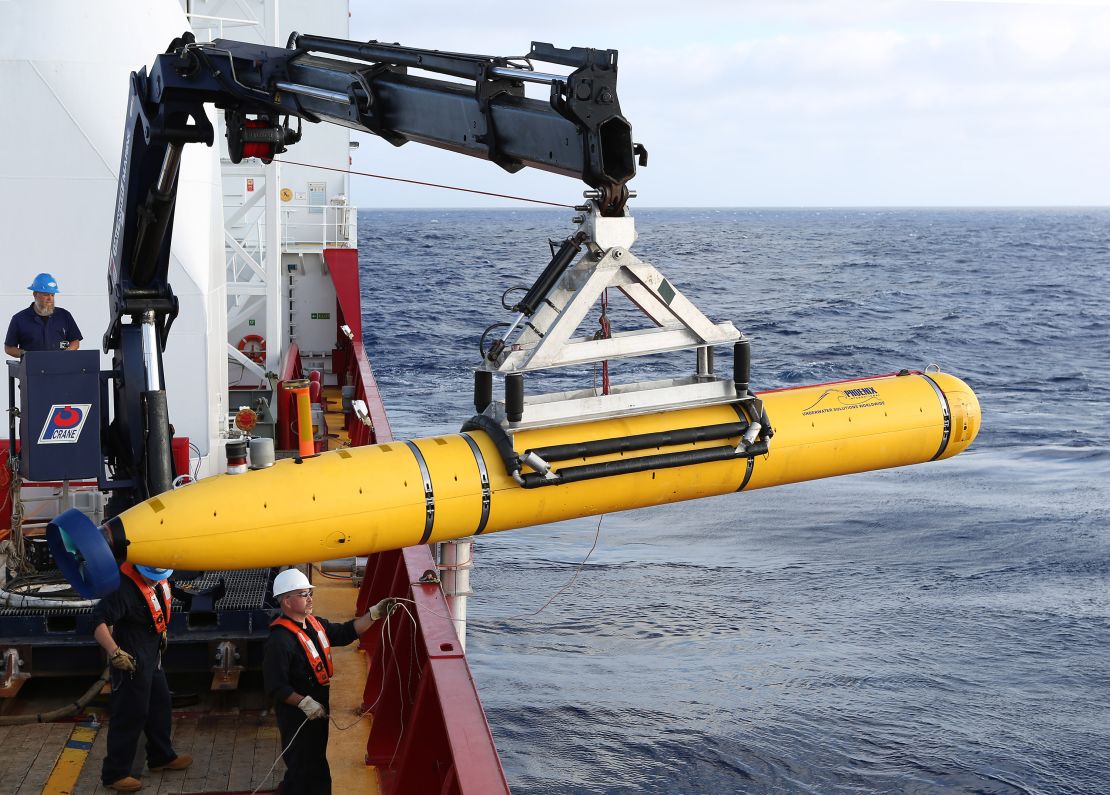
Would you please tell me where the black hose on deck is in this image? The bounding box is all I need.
[0,667,110,725]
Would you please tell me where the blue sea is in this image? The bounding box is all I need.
[357,208,1110,794]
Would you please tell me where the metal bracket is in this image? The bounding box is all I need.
[478,202,745,427]
[0,647,30,698]
[211,640,243,691]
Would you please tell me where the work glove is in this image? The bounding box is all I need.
[109,647,137,672]
[368,597,397,621]
[297,695,326,720]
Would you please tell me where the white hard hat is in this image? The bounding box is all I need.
[272,568,313,599]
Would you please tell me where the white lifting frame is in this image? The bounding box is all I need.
[483,203,745,427]
[497,246,741,372]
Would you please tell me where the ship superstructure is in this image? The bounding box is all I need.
[0,2,510,790]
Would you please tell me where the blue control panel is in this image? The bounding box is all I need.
[13,350,101,481]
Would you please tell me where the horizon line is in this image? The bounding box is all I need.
[351,204,1110,211]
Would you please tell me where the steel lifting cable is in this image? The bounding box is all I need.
[272,158,575,209]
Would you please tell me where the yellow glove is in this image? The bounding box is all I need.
[368,598,397,621]
[109,647,137,672]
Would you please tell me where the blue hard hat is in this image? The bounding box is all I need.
[28,273,59,293]
[135,565,173,581]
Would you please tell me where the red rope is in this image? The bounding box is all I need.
[273,158,575,208]
[600,289,611,395]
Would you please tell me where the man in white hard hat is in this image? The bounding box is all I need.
[263,567,396,794]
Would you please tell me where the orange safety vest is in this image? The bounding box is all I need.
[271,614,334,685]
[120,562,172,632]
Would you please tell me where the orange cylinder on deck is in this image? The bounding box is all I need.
[295,388,314,458]
[283,378,315,458]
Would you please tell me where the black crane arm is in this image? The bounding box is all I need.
[103,31,642,509]
[278,35,639,201]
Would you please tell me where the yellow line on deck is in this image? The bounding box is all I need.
[41,720,99,794]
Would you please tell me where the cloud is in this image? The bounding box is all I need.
[347,0,1110,206]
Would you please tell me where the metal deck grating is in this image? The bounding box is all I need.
[0,568,273,616]
[174,567,273,612]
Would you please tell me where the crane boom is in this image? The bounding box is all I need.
[103,31,641,510]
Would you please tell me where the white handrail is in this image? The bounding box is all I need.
[279,202,357,249]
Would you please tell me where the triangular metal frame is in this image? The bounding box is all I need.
[475,204,750,427]
[494,245,741,374]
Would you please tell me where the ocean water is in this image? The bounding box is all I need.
[357,208,1110,795]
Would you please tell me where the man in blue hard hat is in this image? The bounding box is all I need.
[92,563,192,792]
[4,272,83,358]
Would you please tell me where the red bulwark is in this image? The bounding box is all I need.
[324,249,391,445]
[358,548,511,795]
[324,248,362,343]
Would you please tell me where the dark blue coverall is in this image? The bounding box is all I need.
[5,304,82,351]
[92,575,179,785]
[263,617,358,795]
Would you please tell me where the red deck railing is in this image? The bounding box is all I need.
[356,549,511,794]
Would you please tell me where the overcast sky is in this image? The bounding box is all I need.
[345,0,1109,209]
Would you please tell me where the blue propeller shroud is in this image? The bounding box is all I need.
[46,508,120,598]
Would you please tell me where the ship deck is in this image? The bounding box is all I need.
[0,571,379,794]
[0,392,380,794]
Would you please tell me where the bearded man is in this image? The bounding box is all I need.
[4,272,82,357]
